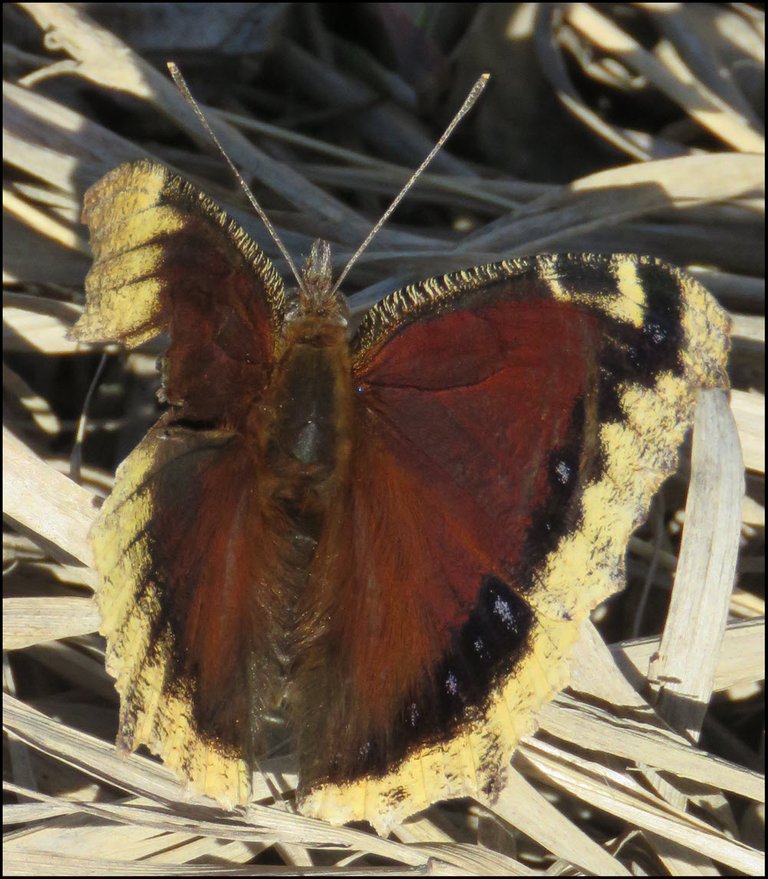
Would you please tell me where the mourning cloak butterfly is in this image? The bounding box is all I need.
[71,157,729,834]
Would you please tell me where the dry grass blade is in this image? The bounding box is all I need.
[18,3,371,244]
[3,428,95,566]
[3,2,763,875]
[490,767,631,875]
[730,388,765,473]
[4,294,85,355]
[564,4,764,153]
[538,696,763,801]
[3,364,61,434]
[650,392,744,741]
[613,618,764,694]
[519,739,763,875]
[3,596,100,649]
[461,154,763,254]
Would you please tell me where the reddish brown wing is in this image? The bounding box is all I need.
[296,253,730,832]
[72,159,285,424]
[71,160,289,803]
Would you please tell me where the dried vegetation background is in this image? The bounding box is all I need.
[2,2,765,875]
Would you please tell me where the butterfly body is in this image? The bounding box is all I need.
[258,302,352,531]
[72,159,730,833]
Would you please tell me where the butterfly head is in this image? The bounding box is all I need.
[290,239,349,326]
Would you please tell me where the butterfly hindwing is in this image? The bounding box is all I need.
[297,254,729,831]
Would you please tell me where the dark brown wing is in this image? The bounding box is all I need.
[295,253,730,832]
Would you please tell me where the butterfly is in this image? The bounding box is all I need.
[71,157,730,834]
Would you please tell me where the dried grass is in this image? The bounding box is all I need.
[3,3,764,875]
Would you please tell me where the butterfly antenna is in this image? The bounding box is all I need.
[331,73,490,297]
[167,62,306,292]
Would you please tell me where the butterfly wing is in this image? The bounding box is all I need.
[73,159,285,420]
[71,160,289,804]
[296,254,730,832]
